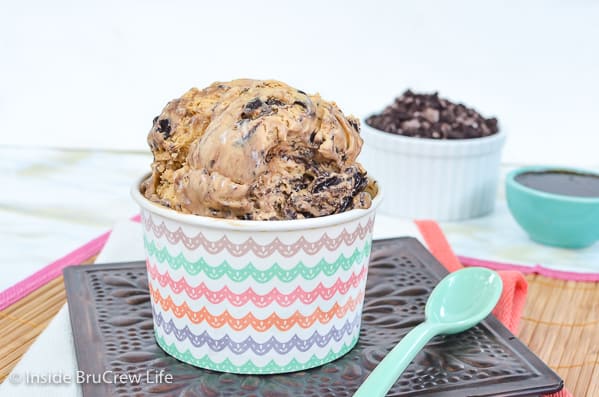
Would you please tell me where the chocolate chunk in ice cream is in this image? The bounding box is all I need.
[141,79,377,220]
[156,119,171,139]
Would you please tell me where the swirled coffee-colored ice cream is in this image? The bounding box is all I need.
[141,79,376,220]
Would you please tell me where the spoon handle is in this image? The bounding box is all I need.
[353,322,440,397]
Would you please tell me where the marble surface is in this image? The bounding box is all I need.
[1,146,598,293]
[443,176,599,275]
[0,147,150,291]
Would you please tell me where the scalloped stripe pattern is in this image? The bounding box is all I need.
[142,210,375,374]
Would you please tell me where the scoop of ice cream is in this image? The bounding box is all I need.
[141,79,375,220]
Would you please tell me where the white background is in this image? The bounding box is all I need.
[2,0,599,166]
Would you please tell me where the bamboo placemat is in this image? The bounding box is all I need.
[1,266,597,396]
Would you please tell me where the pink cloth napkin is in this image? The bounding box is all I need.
[415,220,570,397]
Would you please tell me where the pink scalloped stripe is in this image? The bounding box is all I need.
[146,260,368,307]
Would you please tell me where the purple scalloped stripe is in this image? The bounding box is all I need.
[153,307,361,355]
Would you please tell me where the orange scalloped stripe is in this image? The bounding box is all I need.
[149,283,364,332]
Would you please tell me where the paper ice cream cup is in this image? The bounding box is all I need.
[131,176,382,374]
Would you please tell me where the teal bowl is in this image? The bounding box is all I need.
[506,166,599,249]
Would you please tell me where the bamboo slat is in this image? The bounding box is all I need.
[517,275,599,397]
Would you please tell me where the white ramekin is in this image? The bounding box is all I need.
[360,121,505,221]
[131,176,381,374]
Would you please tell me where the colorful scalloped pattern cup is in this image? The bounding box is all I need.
[131,176,382,374]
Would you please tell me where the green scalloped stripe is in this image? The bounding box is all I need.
[155,332,359,374]
[144,236,371,283]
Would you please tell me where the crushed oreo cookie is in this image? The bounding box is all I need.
[366,90,498,139]
[156,119,171,139]
[265,97,286,107]
[241,97,287,120]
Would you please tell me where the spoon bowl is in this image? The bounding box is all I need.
[426,267,503,333]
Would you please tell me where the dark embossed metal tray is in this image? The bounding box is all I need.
[64,237,563,396]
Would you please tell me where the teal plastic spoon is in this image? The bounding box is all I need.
[354,267,503,397]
